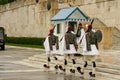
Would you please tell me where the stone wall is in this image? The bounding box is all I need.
[0,0,119,39]
[0,0,40,37]
[79,0,120,29]
[0,0,59,37]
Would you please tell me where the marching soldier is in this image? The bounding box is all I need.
[76,23,85,75]
[76,23,85,43]
[43,28,59,73]
[59,26,78,74]
[80,24,99,78]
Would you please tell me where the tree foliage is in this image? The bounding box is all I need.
[0,0,15,5]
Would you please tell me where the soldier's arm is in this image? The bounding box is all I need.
[48,37,53,50]
[65,34,70,50]
[56,36,59,50]
[86,33,91,51]
[74,34,78,51]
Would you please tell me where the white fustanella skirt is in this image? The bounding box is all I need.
[82,45,99,55]
[61,37,77,54]
[44,36,59,54]
[81,33,99,55]
[64,44,77,54]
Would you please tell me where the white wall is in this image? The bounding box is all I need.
[0,0,119,37]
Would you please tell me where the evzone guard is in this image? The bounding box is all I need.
[79,23,100,78]
[43,22,101,78]
[76,23,85,75]
[59,26,78,74]
[43,28,59,73]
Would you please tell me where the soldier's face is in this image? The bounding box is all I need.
[84,26,88,32]
[78,25,82,29]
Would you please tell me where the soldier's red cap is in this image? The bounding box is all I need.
[79,23,82,26]
[88,24,92,28]
[68,26,71,31]
[49,28,54,33]
[86,24,92,28]
[85,24,92,32]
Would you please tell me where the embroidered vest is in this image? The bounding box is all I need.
[65,32,77,50]
[48,35,59,50]
[86,31,98,51]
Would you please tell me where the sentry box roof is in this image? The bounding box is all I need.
[51,7,91,22]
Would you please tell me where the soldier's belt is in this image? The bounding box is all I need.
[69,43,74,44]
[91,43,95,44]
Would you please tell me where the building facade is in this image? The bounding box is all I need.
[0,0,119,39]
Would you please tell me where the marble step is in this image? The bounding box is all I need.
[22,60,120,77]
[21,53,120,75]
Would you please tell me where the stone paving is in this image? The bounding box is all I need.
[0,46,120,80]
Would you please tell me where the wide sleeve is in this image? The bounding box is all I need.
[43,36,50,52]
[56,36,59,50]
[73,34,78,51]
[65,34,70,50]
[78,29,85,44]
[61,36,66,51]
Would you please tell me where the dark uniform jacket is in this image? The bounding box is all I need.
[48,34,59,50]
[65,31,78,50]
[86,31,98,51]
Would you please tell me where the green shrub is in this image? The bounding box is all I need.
[0,0,15,5]
[6,37,45,46]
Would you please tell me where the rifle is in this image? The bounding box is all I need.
[91,19,94,25]
[53,25,56,31]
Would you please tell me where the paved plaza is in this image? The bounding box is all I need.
[0,46,120,80]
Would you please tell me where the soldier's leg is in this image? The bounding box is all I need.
[76,45,84,75]
[77,56,84,75]
[89,56,96,77]
[82,56,89,77]
[54,55,58,69]
[70,54,76,74]
[59,54,66,72]
[44,54,51,71]
[64,54,67,72]
[52,54,59,73]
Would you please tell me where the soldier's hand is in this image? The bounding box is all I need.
[75,45,78,51]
